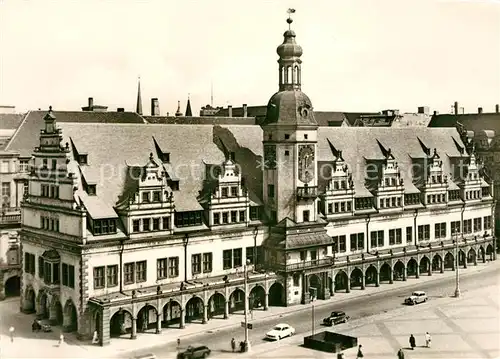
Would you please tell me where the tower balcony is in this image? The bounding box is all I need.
[297,186,319,200]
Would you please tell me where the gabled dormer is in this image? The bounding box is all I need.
[321,140,354,217]
[203,153,251,228]
[372,142,404,211]
[459,148,482,202]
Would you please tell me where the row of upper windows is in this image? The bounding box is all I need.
[24,253,74,288]
[132,216,171,232]
[141,190,164,203]
[219,186,240,198]
[380,196,402,208]
[327,201,352,214]
[329,217,492,252]
[40,184,59,199]
[40,216,59,232]
[427,193,446,204]
[466,190,481,200]
[213,210,246,225]
[92,247,264,289]
[267,133,309,141]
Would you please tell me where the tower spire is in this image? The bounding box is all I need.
[175,100,183,117]
[185,93,192,116]
[136,77,143,115]
[277,10,303,92]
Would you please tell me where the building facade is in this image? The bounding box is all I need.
[19,17,496,346]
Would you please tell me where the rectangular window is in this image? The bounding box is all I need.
[484,216,492,230]
[124,262,135,284]
[338,235,346,252]
[136,261,147,282]
[222,212,228,224]
[239,210,246,222]
[142,218,151,231]
[192,254,201,274]
[303,210,310,222]
[168,257,179,277]
[133,219,140,232]
[347,201,352,212]
[153,218,160,230]
[233,248,242,267]
[153,191,161,202]
[162,216,170,230]
[327,203,333,214]
[250,207,259,220]
[451,221,461,235]
[231,187,238,197]
[38,257,44,278]
[203,253,212,273]
[93,266,105,289]
[334,203,339,213]
[1,182,10,208]
[246,246,255,264]
[157,258,167,279]
[107,265,118,287]
[463,219,472,234]
[213,212,220,225]
[418,225,430,241]
[53,263,60,284]
[142,192,150,203]
[223,249,232,269]
[435,223,446,239]
[370,230,384,248]
[62,263,68,286]
[389,229,396,245]
[221,187,228,197]
[340,202,345,212]
[268,184,275,198]
[473,218,482,232]
[231,211,237,223]
[68,264,75,288]
[300,250,306,261]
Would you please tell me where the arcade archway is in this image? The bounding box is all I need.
[137,304,157,332]
[467,249,476,264]
[444,252,454,270]
[208,292,225,318]
[63,300,78,332]
[407,258,418,277]
[419,256,430,274]
[229,289,245,313]
[186,297,204,323]
[334,271,348,292]
[110,309,133,337]
[4,276,20,297]
[350,268,363,289]
[38,292,50,319]
[24,286,36,312]
[393,261,405,280]
[365,265,378,286]
[249,286,266,310]
[379,263,391,282]
[162,300,181,327]
[308,274,321,299]
[432,254,442,272]
[478,246,486,263]
[50,299,63,326]
[268,282,285,306]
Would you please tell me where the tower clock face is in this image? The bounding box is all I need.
[264,145,276,169]
[298,145,315,183]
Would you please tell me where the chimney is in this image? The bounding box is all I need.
[418,106,430,115]
[228,105,233,117]
[496,104,499,113]
[478,107,483,114]
[151,98,160,116]
[117,108,125,112]
[88,97,94,109]
[433,110,439,116]
[243,104,248,118]
[454,101,459,115]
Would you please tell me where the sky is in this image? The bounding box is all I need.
[0,0,499,115]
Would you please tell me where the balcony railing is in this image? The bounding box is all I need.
[0,208,21,225]
[270,257,334,272]
[297,186,319,200]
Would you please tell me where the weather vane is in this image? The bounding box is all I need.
[287,8,296,30]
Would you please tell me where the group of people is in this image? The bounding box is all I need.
[230,338,248,353]
[409,332,432,349]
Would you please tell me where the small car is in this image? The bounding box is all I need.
[322,311,350,326]
[265,323,296,340]
[176,345,211,359]
[404,291,428,305]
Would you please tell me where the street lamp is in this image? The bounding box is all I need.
[243,258,251,352]
[454,231,461,298]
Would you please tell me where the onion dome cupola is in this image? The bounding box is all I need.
[263,11,316,127]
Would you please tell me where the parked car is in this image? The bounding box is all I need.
[404,291,428,305]
[265,323,296,340]
[176,345,211,359]
[322,311,350,326]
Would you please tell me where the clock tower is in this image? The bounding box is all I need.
[261,15,319,224]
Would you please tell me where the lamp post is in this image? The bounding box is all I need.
[454,231,461,298]
[312,304,315,336]
[244,258,251,352]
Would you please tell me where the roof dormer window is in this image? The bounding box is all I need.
[87,184,97,196]
[161,152,170,163]
[169,180,179,191]
[78,154,88,165]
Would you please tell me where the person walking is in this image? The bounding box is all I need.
[409,334,416,350]
[425,332,432,348]
[58,333,65,347]
[356,344,364,358]
[231,338,236,352]
[397,348,405,359]
[177,338,181,350]
[9,326,14,343]
[92,330,99,344]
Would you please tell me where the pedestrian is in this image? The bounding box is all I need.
[397,348,405,359]
[177,338,181,350]
[58,333,65,347]
[356,344,364,358]
[9,326,14,342]
[425,332,431,348]
[92,330,99,344]
[409,334,416,350]
[231,338,236,352]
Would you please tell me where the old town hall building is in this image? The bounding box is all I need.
[19,17,496,345]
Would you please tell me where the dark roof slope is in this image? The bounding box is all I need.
[5,110,146,157]
[428,113,500,133]
[0,113,25,130]
[144,116,256,125]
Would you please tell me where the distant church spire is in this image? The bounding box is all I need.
[136,77,143,115]
[175,100,183,117]
[185,94,192,116]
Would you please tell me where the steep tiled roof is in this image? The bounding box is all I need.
[428,113,500,133]
[314,112,346,127]
[15,117,466,217]
[5,110,146,157]
[0,113,25,130]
